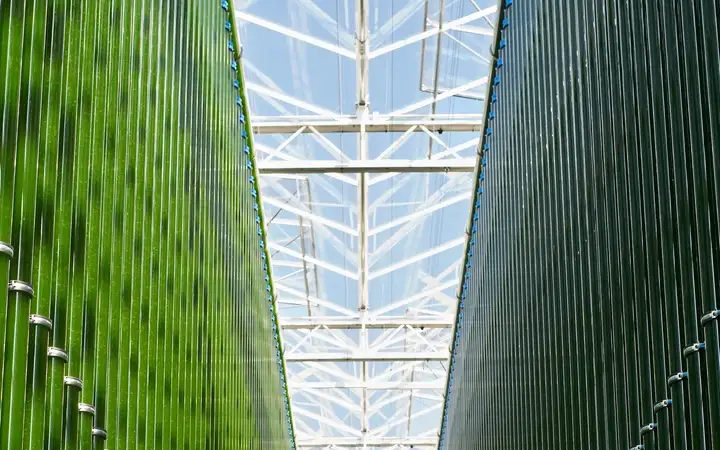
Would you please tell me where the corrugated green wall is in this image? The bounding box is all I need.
[441,0,720,449]
[0,0,293,448]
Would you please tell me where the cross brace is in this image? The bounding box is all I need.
[280,316,454,329]
[295,437,438,447]
[252,117,482,134]
[258,158,476,174]
[284,351,449,362]
[289,381,446,390]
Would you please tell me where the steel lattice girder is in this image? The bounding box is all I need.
[235,0,499,446]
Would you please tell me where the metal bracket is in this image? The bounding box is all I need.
[29,314,53,331]
[48,347,69,363]
[0,242,13,259]
[683,342,705,358]
[653,399,672,413]
[64,376,83,391]
[700,309,719,326]
[91,428,108,440]
[78,403,96,416]
[640,423,657,435]
[8,280,35,298]
[667,371,688,386]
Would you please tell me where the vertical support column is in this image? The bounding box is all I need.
[297,179,314,317]
[304,179,321,301]
[355,0,370,441]
[427,0,446,158]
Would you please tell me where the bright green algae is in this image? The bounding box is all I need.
[0,0,292,448]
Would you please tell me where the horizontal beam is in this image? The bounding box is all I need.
[252,118,482,134]
[236,11,355,59]
[427,18,494,36]
[420,84,484,101]
[280,316,454,329]
[369,6,497,59]
[258,159,476,174]
[289,381,446,390]
[284,351,449,362]
[295,437,437,447]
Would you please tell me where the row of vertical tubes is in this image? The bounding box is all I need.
[440,0,720,448]
[0,248,106,449]
[0,0,293,448]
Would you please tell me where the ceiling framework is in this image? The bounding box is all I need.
[235,0,497,448]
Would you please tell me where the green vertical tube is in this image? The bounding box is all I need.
[104,0,130,447]
[0,0,24,422]
[62,377,82,449]
[77,404,95,449]
[116,0,141,446]
[77,0,108,445]
[1,1,42,449]
[206,3,217,446]
[181,0,196,443]
[58,0,88,445]
[128,0,151,446]
[46,348,69,450]
[90,0,120,447]
[25,315,53,447]
[145,0,167,445]
[187,0,201,445]
[151,1,170,446]
[44,0,72,446]
[0,281,34,450]
[171,2,189,445]
[164,1,184,447]
[91,428,107,449]
[133,0,156,446]
[0,247,12,408]
[23,0,58,441]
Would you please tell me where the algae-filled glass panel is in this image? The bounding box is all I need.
[0,0,293,448]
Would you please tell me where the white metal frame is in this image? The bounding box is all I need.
[236,1,497,447]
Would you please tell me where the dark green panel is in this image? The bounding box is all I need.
[0,0,294,448]
[440,0,720,449]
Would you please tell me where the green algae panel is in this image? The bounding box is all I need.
[0,0,292,448]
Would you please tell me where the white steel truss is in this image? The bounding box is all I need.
[258,159,476,174]
[235,0,497,448]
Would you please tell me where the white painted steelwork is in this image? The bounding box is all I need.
[235,0,498,447]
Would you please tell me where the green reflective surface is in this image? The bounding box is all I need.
[0,0,292,448]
